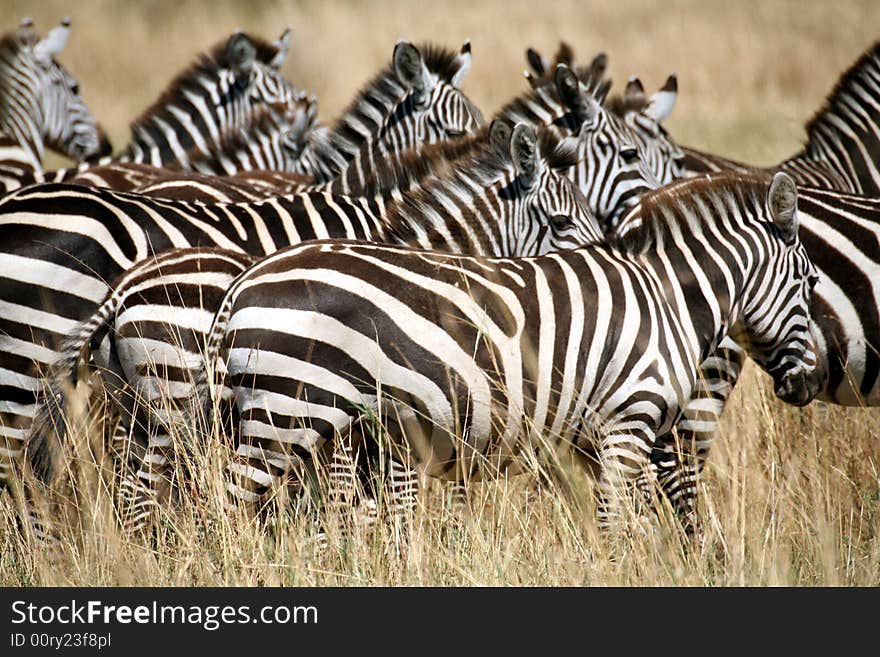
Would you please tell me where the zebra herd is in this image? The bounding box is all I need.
[0,17,877,547]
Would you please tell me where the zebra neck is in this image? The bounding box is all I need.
[381,168,505,256]
[0,131,42,182]
[496,83,571,128]
[306,76,411,185]
[120,72,250,169]
[0,59,44,177]
[635,229,745,364]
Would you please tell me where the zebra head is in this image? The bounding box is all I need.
[733,172,824,406]
[220,29,304,131]
[1,18,110,162]
[610,75,687,185]
[497,120,601,256]
[553,63,661,234]
[389,40,484,147]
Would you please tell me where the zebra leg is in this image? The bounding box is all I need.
[654,344,745,537]
[596,428,655,537]
[116,424,175,537]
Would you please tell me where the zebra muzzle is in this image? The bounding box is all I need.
[773,367,825,407]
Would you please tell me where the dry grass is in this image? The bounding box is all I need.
[1,1,879,586]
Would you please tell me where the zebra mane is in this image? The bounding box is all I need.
[496,82,570,125]
[612,171,773,254]
[383,124,577,237]
[803,40,880,144]
[126,32,284,135]
[325,43,473,157]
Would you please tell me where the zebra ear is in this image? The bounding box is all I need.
[450,40,472,89]
[554,41,575,67]
[526,47,548,77]
[594,79,612,105]
[17,17,36,45]
[489,119,513,154]
[624,77,646,107]
[769,172,799,239]
[588,51,608,80]
[394,41,430,93]
[269,28,292,69]
[227,32,257,78]
[510,122,539,188]
[644,74,677,124]
[555,64,598,128]
[33,17,70,67]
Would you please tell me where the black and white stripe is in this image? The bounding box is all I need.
[195,172,820,532]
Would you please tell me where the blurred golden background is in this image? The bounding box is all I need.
[8,0,877,167]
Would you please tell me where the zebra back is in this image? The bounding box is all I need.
[783,40,880,194]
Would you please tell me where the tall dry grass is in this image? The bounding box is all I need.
[0,1,878,586]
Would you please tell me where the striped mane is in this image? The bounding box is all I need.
[497,83,572,126]
[126,32,285,136]
[612,171,773,254]
[803,40,880,145]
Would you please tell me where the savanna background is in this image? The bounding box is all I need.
[1,0,878,586]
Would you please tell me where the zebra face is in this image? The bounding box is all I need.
[552,65,660,233]
[734,174,824,406]
[28,21,110,161]
[503,122,600,256]
[219,31,308,136]
[624,111,687,185]
[569,111,661,233]
[605,75,686,193]
[392,41,484,149]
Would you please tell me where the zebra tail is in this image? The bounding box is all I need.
[27,292,119,485]
[192,289,235,449]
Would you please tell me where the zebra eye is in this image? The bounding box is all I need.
[621,148,639,164]
[71,83,80,95]
[550,214,575,230]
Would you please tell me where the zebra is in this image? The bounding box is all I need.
[68,40,484,201]
[192,171,821,534]
[0,17,111,195]
[41,27,309,189]
[12,121,599,523]
[526,40,880,531]
[11,58,684,531]
[590,40,880,528]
